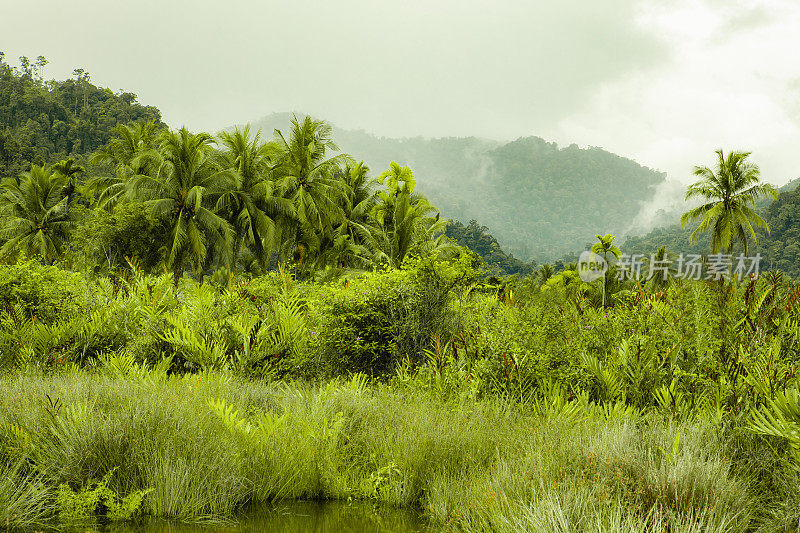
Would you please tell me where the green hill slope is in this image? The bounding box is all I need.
[0,53,162,178]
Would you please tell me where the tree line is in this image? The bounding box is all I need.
[0,115,457,284]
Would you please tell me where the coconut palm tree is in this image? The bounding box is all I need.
[269,115,352,263]
[337,161,378,245]
[128,127,234,287]
[50,157,84,207]
[368,162,455,268]
[216,125,292,270]
[88,119,162,209]
[681,149,777,254]
[0,165,72,263]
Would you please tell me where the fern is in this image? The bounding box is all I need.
[750,388,800,460]
[580,351,624,403]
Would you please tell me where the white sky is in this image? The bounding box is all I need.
[2,0,798,185]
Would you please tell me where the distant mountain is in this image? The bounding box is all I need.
[243,113,666,262]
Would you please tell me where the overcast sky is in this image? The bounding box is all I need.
[2,0,798,185]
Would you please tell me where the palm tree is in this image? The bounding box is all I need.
[50,157,84,207]
[88,119,162,209]
[269,115,352,263]
[681,149,777,254]
[128,127,234,287]
[645,246,677,290]
[538,263,554,283]
[0,166,72,264]
[368,162,455,268]
[216,125,292,270]
[337,162,378,245]
[312,161,378,269]
[591,233,622,307]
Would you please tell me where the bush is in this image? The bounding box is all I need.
[307,254,477,377]
[0,259,86,322]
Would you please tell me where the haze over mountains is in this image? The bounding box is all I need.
[244,113,675,262]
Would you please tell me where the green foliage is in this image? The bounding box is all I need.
[69,201,169,274]
[0,373,768,531]
[445,219,536,276]
[0,165,74,263]
[0,259,84,322]
[681,149,776,254]
[56,473,151,522]
[0,54,162,180]
[307,253,476,376]
[249,113,667,262]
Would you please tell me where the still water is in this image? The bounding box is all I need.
[62,501,435,533]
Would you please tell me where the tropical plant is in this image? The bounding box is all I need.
[50,157,85,207]
[216,125,291,270]
[591,233,622,307]
[0,166,73,263]
[681,149,777,254]
[269,115,352,267]
[368,162,454,268]
[127,127,234,286]
[88,120,162,209]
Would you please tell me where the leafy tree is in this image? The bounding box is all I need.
[50,157,85,207]
[445,219,535,276]
[681,149,777,254]
[88,120,162,209]
[369,162,454,268]
[0,165,72,263]
[69,201,169,274]
[128,127,234,286]
[0,53,162,180]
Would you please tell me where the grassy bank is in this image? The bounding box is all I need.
[2,370,798,532]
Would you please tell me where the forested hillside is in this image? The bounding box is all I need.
[444,219,536,276]
[0,53,162,179]
[246,113,666,262]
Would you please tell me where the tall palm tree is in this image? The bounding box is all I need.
[591,233,622,307]
[681,149,777,254]
[216,125,292,270]
[128,127,234,287]
[368,162,455,268]
[88,119,162,209]
[337,161,378,246]
[269,115,352,263]
[309,161,377,270]
[0,166,72,264]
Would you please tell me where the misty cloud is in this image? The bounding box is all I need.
[2,0,797,186]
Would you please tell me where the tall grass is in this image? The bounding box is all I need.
[0,370,790,531]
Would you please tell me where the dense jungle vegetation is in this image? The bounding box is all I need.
[3,54,800,532]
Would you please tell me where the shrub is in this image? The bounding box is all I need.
[0,259,86,322]
[307,254,477,377]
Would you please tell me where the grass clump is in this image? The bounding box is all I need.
[0,370,772,531]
